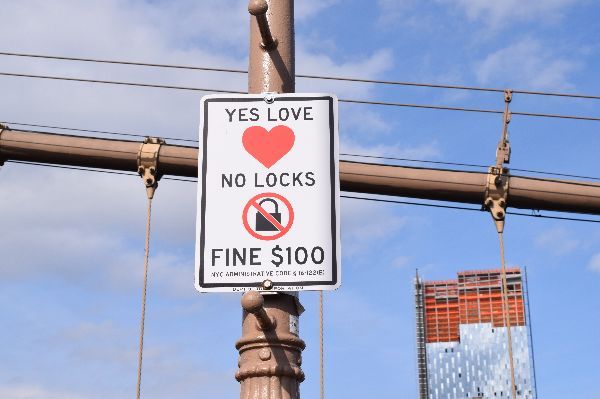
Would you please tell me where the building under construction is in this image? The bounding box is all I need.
[415,268,537,399]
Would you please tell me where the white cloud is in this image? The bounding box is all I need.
[0,1,248,142]
[18,318,238,399]
[0,0,397,295]
[0,2,399,398]
[475,38,580,90]
[0,220,196,298]
[56,320,121,342]
[377,0,416,26]
[341,138,441,160]
[588,253,600,274]
[342,106,393,135]
[296,0,341,20]
[0,0,396,292]
[0,165,197,298]
[341,198,407,256]
[0,1,394,135]
[534,226,580,256]
[444,0,579,29]
[0,384,87,399]
[296,47,394,98]
[392,255,411,269]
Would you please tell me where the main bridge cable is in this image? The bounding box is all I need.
[4,159,600,223]
[1,71,600,122]
[3,133,600,190]
[2,120,600,183]
[2,50,600,100]
[3,132,600,192]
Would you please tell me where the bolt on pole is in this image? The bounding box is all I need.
[235,1,306,399]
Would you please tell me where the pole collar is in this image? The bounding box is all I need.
[137,137,165,199]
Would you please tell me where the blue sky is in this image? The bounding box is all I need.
[0,0,599,398]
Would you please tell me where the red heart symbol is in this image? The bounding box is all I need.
[242,125,295,168]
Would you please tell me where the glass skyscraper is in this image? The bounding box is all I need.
[414,268,537,399]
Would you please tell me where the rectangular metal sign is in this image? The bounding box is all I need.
[195,93,340,292]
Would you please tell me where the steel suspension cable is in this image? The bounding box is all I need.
[0,121,198,143]
[2,50,600,100]
[319,290,325,399]
[2,71,600,122]
[136,196,153,399]
[340,194,600,223]
[341,153,600,181]
[5,121,600,182]
[3,160,197,182]
[523,268,539,397]
[0,71,246,94]
[4,133,600,193]
[4,161,600,223]
[497,232,517,399]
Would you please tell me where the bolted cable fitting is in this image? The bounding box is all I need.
[485,89,513,233]
[484,166,509,233]
[495,89,512,169]
[137,137,165,199]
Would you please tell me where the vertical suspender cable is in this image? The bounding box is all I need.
[498,232,517,399]
[485,90,517,399]
[524,267,539,398]
[136,197,153,399]
[319,290,325,399]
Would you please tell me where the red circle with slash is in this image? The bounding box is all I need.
[242,192,294,241]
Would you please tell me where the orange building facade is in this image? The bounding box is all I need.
[423,268,526,343]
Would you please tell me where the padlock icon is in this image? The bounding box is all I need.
[255,198,282,231]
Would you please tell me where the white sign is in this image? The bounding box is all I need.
[195,93,340,292]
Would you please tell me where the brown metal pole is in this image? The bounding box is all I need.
[1,129,599,215]
[235,1,305,399]
[237,292,305,399]
[248,0,294,94]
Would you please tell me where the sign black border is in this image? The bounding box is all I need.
[199,95,338,289]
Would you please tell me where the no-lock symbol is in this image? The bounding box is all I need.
[242,192,295,241]
[255,198,281,231]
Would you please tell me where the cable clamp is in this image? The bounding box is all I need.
[0,123,9,166]
[137,137,165,199]
[484,166,509,234]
